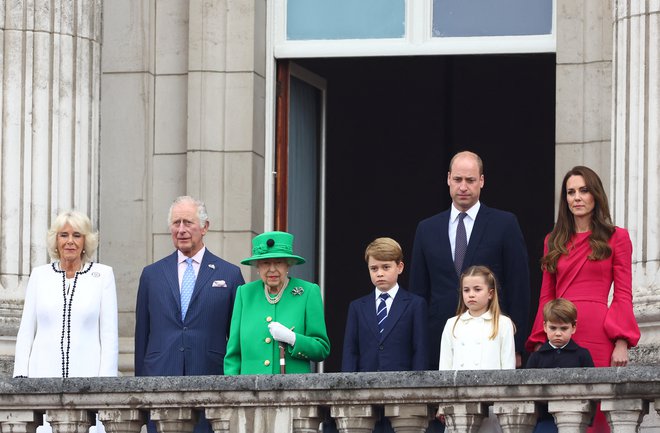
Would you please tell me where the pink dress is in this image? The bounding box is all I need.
[526,227,640,432]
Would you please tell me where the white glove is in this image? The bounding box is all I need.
[268,322,296,346]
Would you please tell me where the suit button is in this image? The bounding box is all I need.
[179,347,184,352]
[266,316,273,322]
[183,327,188,331]
[265,337,272,343]
[264,360,270,366]
[379,345,384,350]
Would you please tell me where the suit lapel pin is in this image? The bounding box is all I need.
[292,287,304,296]
[208,263,215,269]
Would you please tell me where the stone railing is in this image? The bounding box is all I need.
[0,367,658,433]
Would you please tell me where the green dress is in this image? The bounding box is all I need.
[224,277,330,375]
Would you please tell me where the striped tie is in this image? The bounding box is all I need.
[454,212,468,276]
[180,258,196,320]
[376,292,389,336]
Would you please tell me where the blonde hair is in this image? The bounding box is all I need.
[452,265,514,340]
[47,211,98,262]
[364,237,403,263]
[543,298,578,325]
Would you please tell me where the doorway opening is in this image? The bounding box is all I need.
[281,54,556,371]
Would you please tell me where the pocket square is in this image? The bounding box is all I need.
[212,280,227,288]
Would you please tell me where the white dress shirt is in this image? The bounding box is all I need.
[374,284,399,315]
[448,201,481,260]
[177,247,205,291]
[438,310,515,370]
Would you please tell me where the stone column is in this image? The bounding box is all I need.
[601,399,648,433]
[0,410,40,433]
[0,0,103,375]
[554,0,613,195]
[291,406,322,433]
[98,409,145,433]
[330,405,377,433]
[437,402,487,433]
[384,404,429,433]
[150,408,196,433]
[548,400,592,433]
[46,410,94,433]
[205,408,233,433]
[492,401,536,433]
[612,0,660,367]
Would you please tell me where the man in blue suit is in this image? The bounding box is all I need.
[135,196,244,432]
[410,151,530,369]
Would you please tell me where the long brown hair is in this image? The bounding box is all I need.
[541,166,615,273]
[452,265,507,340]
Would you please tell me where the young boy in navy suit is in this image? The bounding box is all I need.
[340,237,429,433]
[526,298,594,433]
[342,237,429,372]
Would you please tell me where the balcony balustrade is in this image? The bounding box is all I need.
[0,367,658,433]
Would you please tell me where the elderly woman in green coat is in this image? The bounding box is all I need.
[224,231,330,374]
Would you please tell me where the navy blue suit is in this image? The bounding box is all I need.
[134,249,244,376]
[342,288,429,372]
[410,204,530,366]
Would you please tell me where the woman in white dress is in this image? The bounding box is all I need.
[13,210,118,432]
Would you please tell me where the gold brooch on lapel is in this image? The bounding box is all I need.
[292,287,304,296]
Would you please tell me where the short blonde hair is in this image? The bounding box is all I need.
[47,211,98,262]
[364,237,403,263]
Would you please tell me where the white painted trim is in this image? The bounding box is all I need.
[275,35,556,59]
[264,0,277,232]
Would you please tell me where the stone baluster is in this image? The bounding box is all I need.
[46,410,94,433]
[150,408,197,433]
[292,406,322,433]
[601,399,648,433]
[98,409,145,433]
[492,401,536,433]
[205,408,232,433]
[384,404,429,433]
[0,410,40,433]
[437,402,487,433]
[330,405,377,433]
[547,400,592,433]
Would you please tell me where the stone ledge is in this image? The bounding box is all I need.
[0,367,657,409]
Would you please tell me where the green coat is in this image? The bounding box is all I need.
[224,277,330,375]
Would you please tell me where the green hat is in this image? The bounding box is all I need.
[241,231,306,266]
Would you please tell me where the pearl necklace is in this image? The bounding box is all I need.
[264,282,287,305]
[52,261,93,378]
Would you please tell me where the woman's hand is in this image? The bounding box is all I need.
[611,339,629,366]
[268,322,296,346]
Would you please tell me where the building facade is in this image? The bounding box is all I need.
[0,0,658,381]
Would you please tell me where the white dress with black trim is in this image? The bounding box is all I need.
[13,262,118,378]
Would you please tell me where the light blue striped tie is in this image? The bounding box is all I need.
[376,293,389,337]
[180,258,195,320]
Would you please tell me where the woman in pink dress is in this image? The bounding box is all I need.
[526,166,640,432]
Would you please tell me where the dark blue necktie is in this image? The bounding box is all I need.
[455,212,468,276]
[376,292,389,336]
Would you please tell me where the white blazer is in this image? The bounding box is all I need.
[439,310,515,370]
[13,262,118,377]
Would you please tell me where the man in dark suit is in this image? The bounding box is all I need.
[135,196,244,432]
[410,151,530,369]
